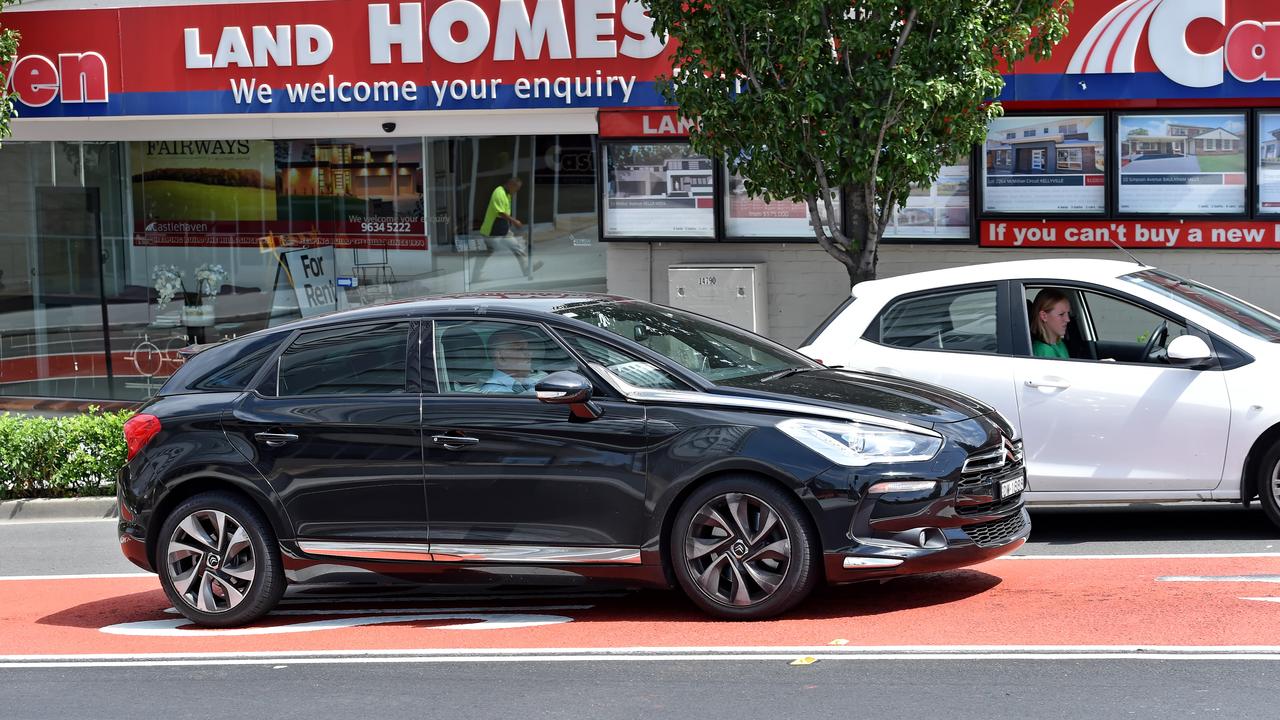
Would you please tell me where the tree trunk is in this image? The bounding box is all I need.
[842,185,880,288]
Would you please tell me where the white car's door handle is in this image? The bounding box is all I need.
[871,366,902,376]
[1025,378,1071,390]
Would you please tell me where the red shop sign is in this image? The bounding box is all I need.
[980,219,1280,249]
[598,108,694,137]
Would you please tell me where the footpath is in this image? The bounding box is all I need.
[0,497,118,522]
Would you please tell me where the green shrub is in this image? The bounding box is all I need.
[0,407,133,500]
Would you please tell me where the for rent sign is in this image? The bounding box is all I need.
[980,220,1280,249]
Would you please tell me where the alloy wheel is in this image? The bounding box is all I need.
[682,492,793,607]
[164,508,257,614]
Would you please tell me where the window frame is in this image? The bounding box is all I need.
[252,318,418,399]
[1011,279,1233,370]
[863,282,1013,357]
[426,317,590,398]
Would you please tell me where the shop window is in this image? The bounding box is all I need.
[982,115,1106,214]
[1117,113,1246,215]
[884,156,972,241]
[601,142,715,239]
[1258,112,1280,215]
[723,165,840,239]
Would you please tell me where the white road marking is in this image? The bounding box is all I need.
[1003,552,1280,560]
[101,612,576,636]
[1157,575,1280,583]
[0,573,153,581]
[6,645,1280,668]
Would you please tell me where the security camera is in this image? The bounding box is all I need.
[381,122,396,133]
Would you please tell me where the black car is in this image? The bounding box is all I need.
[118,293,1029,627]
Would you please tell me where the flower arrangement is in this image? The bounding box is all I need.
[194,263,227,297]
[151,265,186,306]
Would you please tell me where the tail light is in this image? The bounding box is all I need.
[123,414,162,461]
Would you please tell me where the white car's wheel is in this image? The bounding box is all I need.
[1258,443,1280,532]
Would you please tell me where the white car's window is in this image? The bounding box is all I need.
[1083,293,1190,349]
[877,287,998,353]
[1024,286,1188,364]
[1124,269,1280,342]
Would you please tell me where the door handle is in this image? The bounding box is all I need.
[431,435,480,450]
[254,432,299,447]
[1025,378,1071,390]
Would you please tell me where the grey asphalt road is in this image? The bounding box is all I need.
[3,504,1277,720]
[0,658,1270,720]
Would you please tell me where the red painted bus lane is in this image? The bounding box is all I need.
[4,556,1280,658]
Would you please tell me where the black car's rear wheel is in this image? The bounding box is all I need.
[156,491,285,627]
[670,476,819,619]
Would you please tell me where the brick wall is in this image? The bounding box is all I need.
[607,242,1280,348]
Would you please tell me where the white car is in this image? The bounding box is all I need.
[800,258,1280,528]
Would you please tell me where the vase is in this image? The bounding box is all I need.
[181,293,216,327]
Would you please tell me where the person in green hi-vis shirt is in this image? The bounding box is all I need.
[472,177,541,282]
[1030,288,1072,359]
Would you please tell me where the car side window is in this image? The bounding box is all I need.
[435,320,582,396]
[1080,291,1189,363]
[561,332,687,390]
[876,287,998,353]
[277,322,409,396]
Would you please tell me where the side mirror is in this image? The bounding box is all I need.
[1166,335,1214,367]
[535,371,603,420]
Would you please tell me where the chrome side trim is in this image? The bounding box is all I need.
[588,363,940,437]
[298,541,434,562]
[429,544,641,564]
[843,557,905,569]
[297,540,641,564]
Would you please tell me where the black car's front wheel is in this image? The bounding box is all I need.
[156,491,285,627]
[670,476,819,620]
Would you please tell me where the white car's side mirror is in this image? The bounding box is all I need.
[1166,335,1214,366]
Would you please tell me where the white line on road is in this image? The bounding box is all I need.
[1003,552,1280,560]
[6,645,1280,668]
[0,572,153,581]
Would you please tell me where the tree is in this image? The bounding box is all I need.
[0,0,20,146]
[644,1,1073,286]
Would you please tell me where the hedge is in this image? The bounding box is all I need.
[0,408,133,500]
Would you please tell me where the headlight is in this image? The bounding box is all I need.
[777,418,942,467]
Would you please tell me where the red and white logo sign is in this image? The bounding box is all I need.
[1067,0,1280,88]
[7,52,109,107]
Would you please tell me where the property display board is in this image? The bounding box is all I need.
[982,116,1106,214]
[884,160,971,239]
[602,143,714,238]
[1117,113,1247,215]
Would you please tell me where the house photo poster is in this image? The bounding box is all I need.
[982,115,1106,214]
[1118,113,1247,214]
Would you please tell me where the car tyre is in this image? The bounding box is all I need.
[669,475,819,620]
[1258,442,1280,532]
[156,491,285,627]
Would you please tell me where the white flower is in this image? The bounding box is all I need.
[151,265,185,306]
[194,263,227,296]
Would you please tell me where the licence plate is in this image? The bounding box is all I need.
[1000,473,1026,498]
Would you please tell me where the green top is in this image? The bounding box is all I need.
[480,185,512,236]
[1032,339,1070,359]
